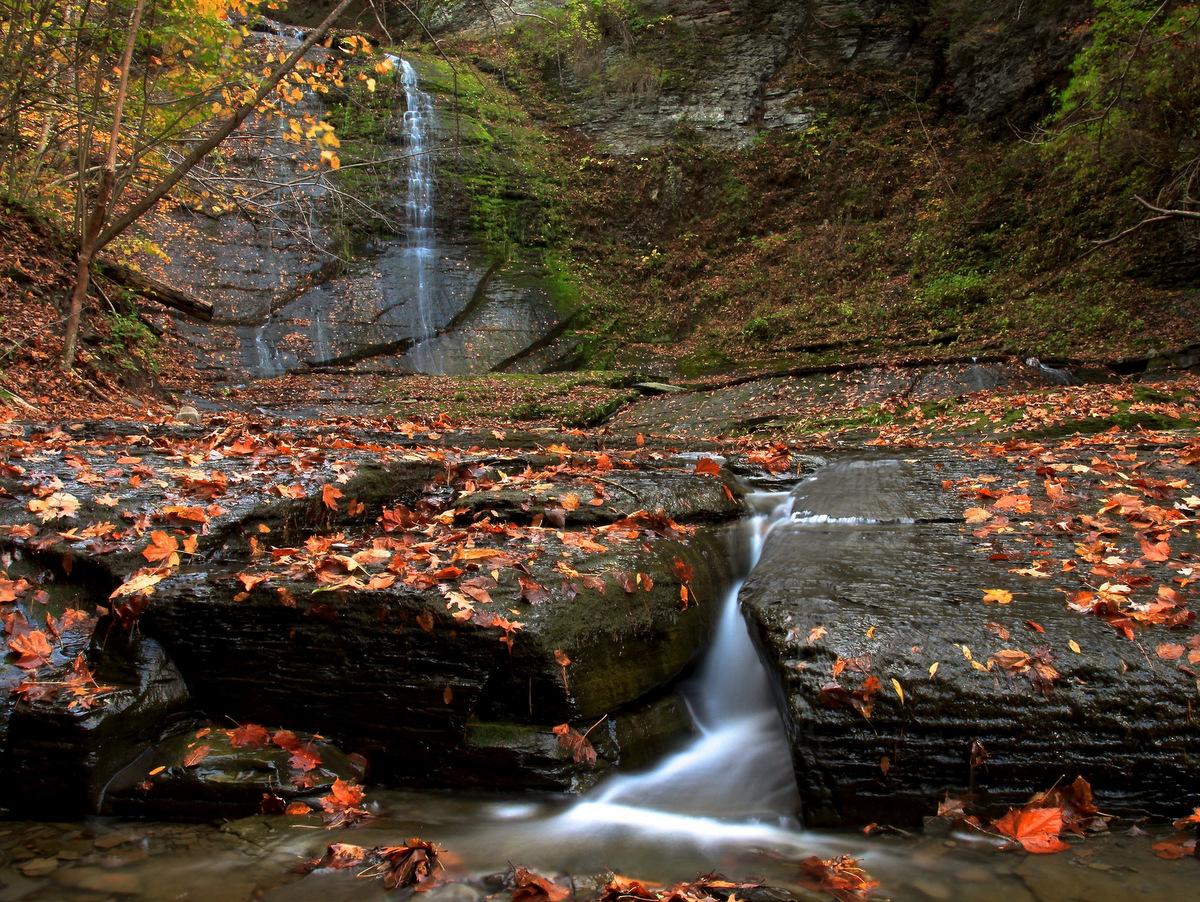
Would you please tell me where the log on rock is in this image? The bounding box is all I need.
[96,260,213,321]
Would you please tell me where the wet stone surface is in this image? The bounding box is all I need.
[0,422,747,811]
[740,447,1200,827]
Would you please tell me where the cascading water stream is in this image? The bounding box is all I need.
[390,490,813,880]
[562,491,801,834]
[398,59,442,374]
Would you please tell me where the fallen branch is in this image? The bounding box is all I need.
[95,260,214,321]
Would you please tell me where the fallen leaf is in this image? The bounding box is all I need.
[993,806,1071,854]
[183,744,211,767]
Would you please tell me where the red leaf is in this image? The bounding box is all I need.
[671,557,694,584]
[695,458,721,476]
[229,723,270,749]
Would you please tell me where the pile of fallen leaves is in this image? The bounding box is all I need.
[0,203,205,420]
[953,430,1199,648]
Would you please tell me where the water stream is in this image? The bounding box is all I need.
[397,58,442,375]
[3,480,1196,899]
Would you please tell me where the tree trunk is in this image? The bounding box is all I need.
[95,260,215,321]
[61,0,145,371]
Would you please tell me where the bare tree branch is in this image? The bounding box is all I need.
[1134,194,1200,221]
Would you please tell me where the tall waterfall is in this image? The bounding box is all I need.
[399,59,441,374]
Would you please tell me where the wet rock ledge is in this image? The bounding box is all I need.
[0,421,744,818]
[741,448,1200,827]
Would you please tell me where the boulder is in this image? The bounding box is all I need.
[741,453,1200,827]
[4,633,193,817]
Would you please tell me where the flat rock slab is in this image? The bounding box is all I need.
[0,422,745,806]
[611,363,1068,438]
[741,450,1200,826]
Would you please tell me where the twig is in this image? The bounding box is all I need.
[0,377,42,414]
[581,714,608,739]
[591,475,643,503]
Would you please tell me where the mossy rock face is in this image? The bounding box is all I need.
[453,692,694,793]
[137,522,731,788]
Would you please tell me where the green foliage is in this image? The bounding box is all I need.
[516,0,635,81]
[101,306,160,373]
[1047,2,1199,237]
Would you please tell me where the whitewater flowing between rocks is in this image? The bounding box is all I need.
[4,465,1197,900]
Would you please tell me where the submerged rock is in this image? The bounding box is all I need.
[104,724,364,821]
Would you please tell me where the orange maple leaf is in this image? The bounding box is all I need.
[993,806,1070,853]
[143,531,179,565]
[8,630,53,669]
[321,484,342,510]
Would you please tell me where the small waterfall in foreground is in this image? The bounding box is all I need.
[564,491,802,832]
[398,59,442,374]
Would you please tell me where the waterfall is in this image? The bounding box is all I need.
[565,491,802,831]
[398,59,442,374]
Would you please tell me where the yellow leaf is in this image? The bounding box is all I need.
[1068,639,1082,654]
[983,588,1013,604]
[928,661,939,678]
[320,150,340,170]
[891,678,905,705]
[149,766,166,776]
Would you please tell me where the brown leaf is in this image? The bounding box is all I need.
[518,577,551,605]
[379,839,441,890]
[611,570,637,594]
[511,866,570,902]
[552,723,597,766]
[183,744,211,767]
[797,854,880,902]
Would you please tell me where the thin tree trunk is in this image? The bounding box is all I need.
[62,0,145,370]
[63,0,356,368]
[95,0,356,252]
